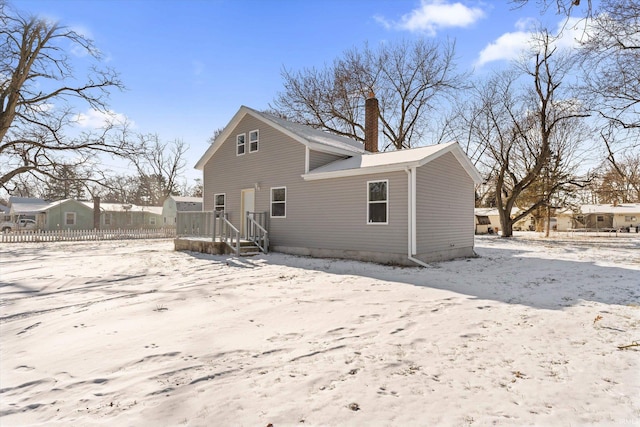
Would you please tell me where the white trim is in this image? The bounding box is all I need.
[305,147,310,174]
[270,186,286,218]
[214,193,226,212]
[304,162,420,181]
[236,133,246,156]
[249,129,259,153]
[302,142,482,183]
[411,166,417,254]
[367,179,388,225]
[64,211,76,226]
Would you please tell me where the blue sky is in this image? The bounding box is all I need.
[14,0,592,185]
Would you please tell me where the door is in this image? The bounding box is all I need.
[240,188,255,238]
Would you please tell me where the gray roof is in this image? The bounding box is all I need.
[303,141,483,183]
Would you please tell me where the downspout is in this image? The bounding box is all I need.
[405,167,430,268]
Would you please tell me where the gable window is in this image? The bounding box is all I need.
[271,187,286,218]
[367,180,388,224]
[214,193,226,212]
[236,133,246,156]
[249,130,259,152]
[65,212,76,226]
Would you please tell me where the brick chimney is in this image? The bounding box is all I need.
[364,91,379,153]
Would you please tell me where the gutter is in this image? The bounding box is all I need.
[405,167,430,268]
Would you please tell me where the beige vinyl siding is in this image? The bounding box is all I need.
[308,150,347,171]
[203,115,306,227]
[202,115,408,256]
[415,152,475,256]
[274,170,408,255]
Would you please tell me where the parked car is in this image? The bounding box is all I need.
[1,218,37,232]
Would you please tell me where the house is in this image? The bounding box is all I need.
[194,98,482,266]
[41,199,163,230]
[42,199,95,230]
[162,195,203,226]
[474,208,500,234]
[88,202,163,229]
[474,207,535,234]
[6,197,51,227]
[556,203,640,231]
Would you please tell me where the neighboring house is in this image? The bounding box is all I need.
[87,202,163,229]
[0,202,9,221]
[7,197,51,228]
[162,195,203,226]
[556,203,640,231]
[474,208,500,234]
[42,199,95,230]
[195,101,482,265]
[474,207,535,234]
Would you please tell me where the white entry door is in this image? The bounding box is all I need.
[241,188,255,238]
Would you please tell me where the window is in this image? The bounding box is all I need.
[236,133,246,156]
[249,130,259,152]
[214,193,226,212]
[625,216,637,222]
[367,180,388,224]
[476,215,491,225]
[65,212,76,226]
[104,213,112,226]
[271,187,286,218]
[150,217,156,226]
[596,215,604,222]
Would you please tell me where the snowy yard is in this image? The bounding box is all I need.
[1,234,639,426]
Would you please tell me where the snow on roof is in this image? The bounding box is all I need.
[303,141,482,183]
[9,197,52,214]
[252,108,365,153]
[79,201,163,214]
[170,196,203,204]
[578,204,640,214]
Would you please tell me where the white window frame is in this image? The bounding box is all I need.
[214,193,226,212]
[65,211,76,226]
[367,179,389,225]
[270,187,286,218]
[249,129,259,153]
[236,133,246,156]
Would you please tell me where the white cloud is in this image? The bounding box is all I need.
[376,0,486,36]
[73,109,129,129]
[475,17,591,68]
[475,30,532,67]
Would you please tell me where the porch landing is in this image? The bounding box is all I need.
[174,237,260,256]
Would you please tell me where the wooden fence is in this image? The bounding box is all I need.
[0,228,176,243]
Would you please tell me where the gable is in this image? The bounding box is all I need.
[195,106,365,170]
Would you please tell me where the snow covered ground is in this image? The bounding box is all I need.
[1,233,639,426]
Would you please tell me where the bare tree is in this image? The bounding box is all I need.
[0,2,142,193]
[510,0,593,17]
[130,135,187,205]
[464,31,589,237]
[272,39,465,151]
